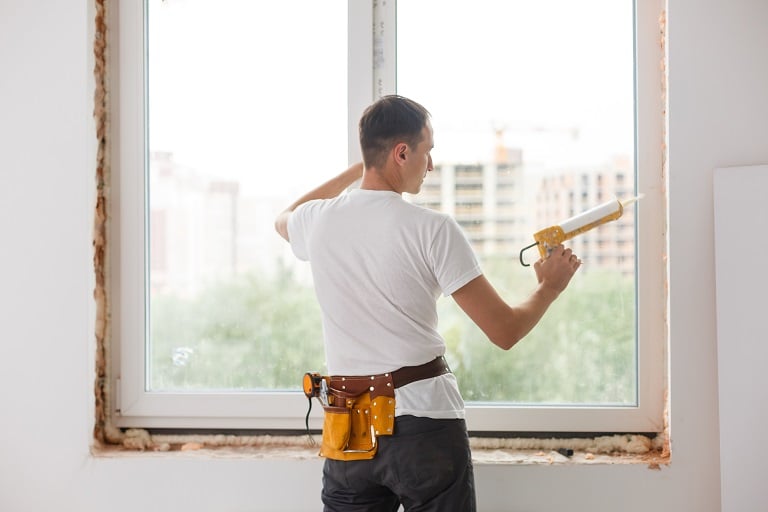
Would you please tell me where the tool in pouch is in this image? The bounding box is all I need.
[302,356,451,461]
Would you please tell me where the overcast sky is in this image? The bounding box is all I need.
[148,0,634,195]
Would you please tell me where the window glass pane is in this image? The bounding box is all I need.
[146,0,347,391]
[397,0,637,405]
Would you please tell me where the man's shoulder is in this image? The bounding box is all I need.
[400,198,449,218]
[294,195,345,216]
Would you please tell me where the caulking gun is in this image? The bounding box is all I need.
[518,195,642,266]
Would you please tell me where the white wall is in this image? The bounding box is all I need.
[714,165,768,512]
[1,0,767,510]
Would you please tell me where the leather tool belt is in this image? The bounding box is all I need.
[303,356,451,461]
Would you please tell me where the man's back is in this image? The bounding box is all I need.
[288,187,480,376]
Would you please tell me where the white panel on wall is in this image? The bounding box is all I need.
[713,164,768,512]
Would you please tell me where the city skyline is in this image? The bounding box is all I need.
[148,136,635,299]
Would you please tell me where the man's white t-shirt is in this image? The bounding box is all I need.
[287,188,482,419]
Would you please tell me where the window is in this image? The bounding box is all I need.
[111,0,666,433]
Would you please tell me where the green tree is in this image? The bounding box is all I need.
[441,257,636,404]
[150,261,325,390]
[149,257,636,405]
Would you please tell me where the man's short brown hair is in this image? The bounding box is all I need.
[359,95,431,169]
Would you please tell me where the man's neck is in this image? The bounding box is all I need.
[360,166,402,193]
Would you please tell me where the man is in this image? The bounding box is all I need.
[275,95,580,511]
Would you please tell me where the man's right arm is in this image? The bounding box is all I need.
[451,245,581,350]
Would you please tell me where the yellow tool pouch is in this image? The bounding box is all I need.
[304,372,397,461]
[302,357,451,461]
[320,391,395,460]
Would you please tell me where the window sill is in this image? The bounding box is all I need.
[92,429,669,469]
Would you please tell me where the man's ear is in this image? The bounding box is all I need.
[393,142,408,165]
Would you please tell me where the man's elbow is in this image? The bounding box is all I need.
[274,212,290,242]
[487,326,527,351]
[490,335,520,351]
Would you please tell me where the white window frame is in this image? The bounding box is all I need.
[110,0,666,432]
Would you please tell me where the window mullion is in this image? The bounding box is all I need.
[373,0,397,99]
[347,0,373,163]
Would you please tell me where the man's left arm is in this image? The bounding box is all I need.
[452,245,580,350]
[274,162,364,242]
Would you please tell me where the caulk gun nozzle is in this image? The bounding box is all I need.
[620,194,644,207]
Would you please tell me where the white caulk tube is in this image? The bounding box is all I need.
[520,195,642,265]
